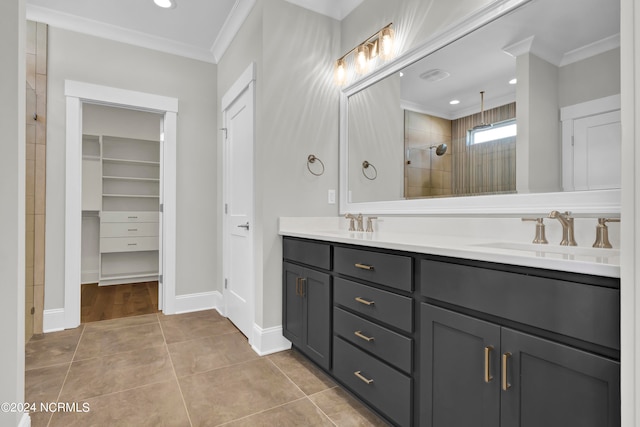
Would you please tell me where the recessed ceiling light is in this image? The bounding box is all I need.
[509,78,517,85]
[154,0,177,9]
[449,99,460,105]
[399,72,404,77]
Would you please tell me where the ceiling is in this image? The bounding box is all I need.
[25,0,364,63]
[399,0,620,119]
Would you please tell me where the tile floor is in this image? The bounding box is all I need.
[25,310,390,426]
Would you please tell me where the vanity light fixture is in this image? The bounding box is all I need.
[154,0,177,9]
[334,23,395,85]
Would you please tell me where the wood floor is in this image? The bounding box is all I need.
[81,281,159,323]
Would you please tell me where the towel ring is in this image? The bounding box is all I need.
[362,160,377,180]
[307,154,325,176]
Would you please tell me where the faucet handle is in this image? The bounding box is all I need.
[593,217,620,248]
[366,217,378,233]
[344,213,356,231]
[522,218,548,244]
[356,213,364,232]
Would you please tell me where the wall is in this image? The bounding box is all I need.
[46,28,217,311]
[0,0,26,426]
[559,48,621,108]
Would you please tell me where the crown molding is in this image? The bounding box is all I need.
[210,0,256,63]
[560,33,620,66]
[26,4,217,63]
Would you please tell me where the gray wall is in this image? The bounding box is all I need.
[0,0,26,425]
[45,28,218,310]
[559,48,621,108]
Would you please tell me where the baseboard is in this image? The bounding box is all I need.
[18,412,31,427]
[43,308,66,333]
[174,291,222,314]
[251,324,291,356]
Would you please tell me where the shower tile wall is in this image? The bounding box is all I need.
[404,110,452,198]
[26,20,47,340]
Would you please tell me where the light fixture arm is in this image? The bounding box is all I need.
[336,22,393,62]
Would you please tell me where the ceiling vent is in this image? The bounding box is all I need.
[419,69,450,82]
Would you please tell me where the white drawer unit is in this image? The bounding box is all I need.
[98,210,160,286]
[100,222,158,238]
[100,211,159,223]
[100,237,159,253]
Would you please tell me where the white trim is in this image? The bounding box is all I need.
[250,324,292,356]
[64,80,178,328]
[283,0,363,20]
[174,291,222,314]
[620,0,638,424]
[43,309,66,333]
[18,413,31,427]
[221,62,256,110]
[26,4,217,63]
[211,0,256,63]
[560,33,620,67]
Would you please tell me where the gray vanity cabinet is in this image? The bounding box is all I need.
[282,238,332,370]
[421,304,620,427]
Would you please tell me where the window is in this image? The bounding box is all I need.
[468,119,517,145]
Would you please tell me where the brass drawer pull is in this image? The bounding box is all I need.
[354,370,374,385]
[354,297,375,306]
[502,352,512,391]
[354,330,375,342]
[484,346,493,383]
[295,277,300,296]
[128,228,138,232]
[127,243,138,246]
[355,263,374,270]
[128,216,138,219]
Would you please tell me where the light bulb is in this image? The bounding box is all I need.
[154,0,176,9]
[379,27,395,60]
[355,44,370,74]
[334,59,347,86]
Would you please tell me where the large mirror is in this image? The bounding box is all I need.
[341,0,621,214]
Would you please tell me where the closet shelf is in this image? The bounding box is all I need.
[103,176,160,182]
[102,157,160,166]
[103,194,160,198]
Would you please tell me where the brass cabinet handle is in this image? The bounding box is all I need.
[354,263,374,271]
[502,352,512,391]
[354,370,374,385]
[354,330,375,342]
[295,277,300,296]
[484,346,494,383]
[354,297,375,306]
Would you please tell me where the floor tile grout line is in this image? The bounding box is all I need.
[266,357,338,426]
[158,315,194,427]
[46,324,87,427]
[213,396,313,427]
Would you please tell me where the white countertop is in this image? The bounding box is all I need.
[279,217,620,278]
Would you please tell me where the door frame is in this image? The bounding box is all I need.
[221,63,256,342]
[64,80,179,329]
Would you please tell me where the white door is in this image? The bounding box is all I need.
[223,80,255,340]
[572,110,621,190]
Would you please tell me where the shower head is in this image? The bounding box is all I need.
[429,143,448,156]
[471,90,492,130]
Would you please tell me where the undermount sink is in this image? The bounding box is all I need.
[472,241,620,260]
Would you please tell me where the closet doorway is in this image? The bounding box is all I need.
[64,81,178,330]
[81,104,162,322]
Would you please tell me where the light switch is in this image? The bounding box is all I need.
[328,189,336,204]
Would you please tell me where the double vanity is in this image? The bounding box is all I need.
[280,217,620,426]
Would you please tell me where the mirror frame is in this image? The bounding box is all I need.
[339,0,621,216]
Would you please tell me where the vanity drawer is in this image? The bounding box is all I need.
[334,277,413,332]
[100,211,159,223]
[420,259,620,350]
[334,247,412,292]
[101,222,158,238]
[100,236,159,253]
[333,336,411,427]
[334,307,412,374]
[283,237,331,270]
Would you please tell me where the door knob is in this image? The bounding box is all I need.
[237,222,250,230]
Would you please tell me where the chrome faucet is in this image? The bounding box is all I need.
[345,213,364,232]
[548,211,577,246]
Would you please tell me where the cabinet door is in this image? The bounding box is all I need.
[501,328,620,427]
[301,267,331,370]
[421,304,501,427]
[282,262,304,347]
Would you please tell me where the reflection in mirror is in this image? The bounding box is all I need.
[346,0,620,204]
